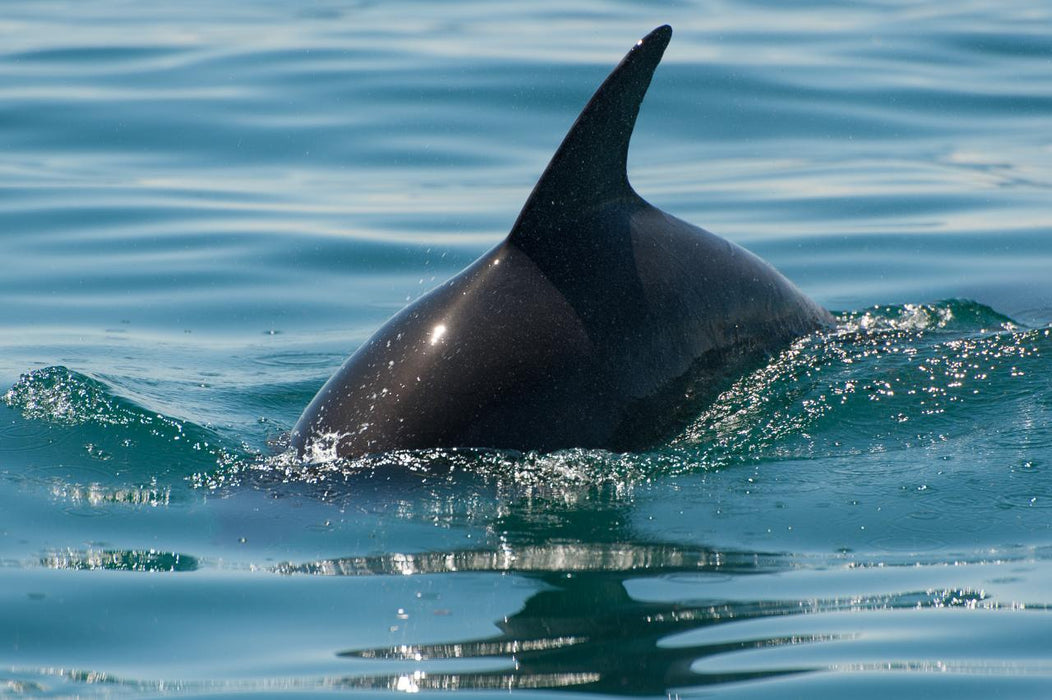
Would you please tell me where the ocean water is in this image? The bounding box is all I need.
[2,0,1052,697]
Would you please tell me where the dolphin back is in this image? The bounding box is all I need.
[291,25,833,459]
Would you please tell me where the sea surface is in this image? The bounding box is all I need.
[2,1,1052,697]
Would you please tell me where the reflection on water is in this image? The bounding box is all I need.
[41,548,197,572]
[47,479,172,508]
[270,543,1026,694]
[338,572,819,692]
[276,543,787,576]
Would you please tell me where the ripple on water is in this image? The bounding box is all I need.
[250,351,342,368]
[0,408,71,454]
[997,491,1052,510]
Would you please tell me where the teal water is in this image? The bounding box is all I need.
[2,1,1052,697]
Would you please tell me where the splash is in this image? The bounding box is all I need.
[10,301,1049,506]
[4,366,132,427]
[675,299,1048,467]
[187,300,1052,509]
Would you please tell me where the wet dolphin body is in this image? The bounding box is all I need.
[292,25,833,460]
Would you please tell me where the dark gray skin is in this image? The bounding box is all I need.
[292,25,834,460]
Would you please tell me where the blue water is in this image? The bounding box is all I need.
[2,1,1052,697]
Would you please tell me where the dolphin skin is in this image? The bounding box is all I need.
[292,25,834,460]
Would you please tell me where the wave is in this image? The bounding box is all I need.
[6,301,1049,501]
[2,365,233,481]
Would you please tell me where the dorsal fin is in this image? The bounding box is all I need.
[509,25,672,247]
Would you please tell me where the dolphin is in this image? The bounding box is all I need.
[292,25,833,460]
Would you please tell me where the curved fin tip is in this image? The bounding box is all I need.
[511,24,674,238]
